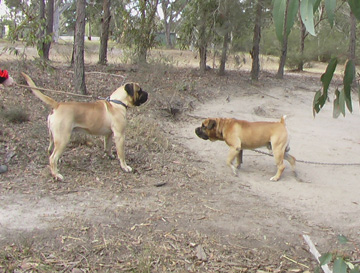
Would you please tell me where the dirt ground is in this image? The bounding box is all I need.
[0,45,360,272]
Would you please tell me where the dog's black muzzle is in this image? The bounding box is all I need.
[195,127,209,140]
[135,91,148,106]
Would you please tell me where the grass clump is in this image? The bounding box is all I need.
[1,108,29,124]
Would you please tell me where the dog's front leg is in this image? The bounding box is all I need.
[114,133,132,173]
[227,147,241,176]
[104,133,115,159]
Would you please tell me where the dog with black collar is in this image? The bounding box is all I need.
[22,72,148,181]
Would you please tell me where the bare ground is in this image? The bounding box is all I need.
[0,49,360,272]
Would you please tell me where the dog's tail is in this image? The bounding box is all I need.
[280,115,287,124]
[21,72,59,109]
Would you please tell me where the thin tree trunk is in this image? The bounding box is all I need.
[99,0,111,65]
[198,9,207,73]
[74,0,87,94]
[219,32,229,76]
[251,0,262,81]
[297,1,306,71]
[349,11,356,64]
[43,0,54,60]
[277,0,290,79]
[38,0,45,57]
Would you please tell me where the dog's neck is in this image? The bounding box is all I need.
[106,97,128,109]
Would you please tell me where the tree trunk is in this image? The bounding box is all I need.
[349,11,356,64]
[161,0,173,48]
[198,8,207,73]
[53,1,60,43]
[277,0,290,79]
[297,1,306,71]
[136,0,158,64]
[74,0,87,94]
[251,0,262,81]
[219,32,229,76]
[99,0,111,65]
[43,0,54,60]
[38,0,45,57]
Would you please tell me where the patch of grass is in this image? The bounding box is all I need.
[0,108,29,124]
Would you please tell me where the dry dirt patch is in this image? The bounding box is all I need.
[0,60,359,271]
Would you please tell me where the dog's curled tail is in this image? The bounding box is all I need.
[21,72,58,109]
[280,115,287,124]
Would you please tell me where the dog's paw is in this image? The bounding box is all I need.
[122,165,133,173]
[54,173,64,181]
[270,176,279,181]
[104,153,116,160]
[231,165,238,176]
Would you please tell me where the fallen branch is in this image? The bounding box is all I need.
[303,235,332,273]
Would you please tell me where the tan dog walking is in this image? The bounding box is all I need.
[195,116,296,181]
[22,73,148,181]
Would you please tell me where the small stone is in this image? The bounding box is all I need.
[0,165,8,174]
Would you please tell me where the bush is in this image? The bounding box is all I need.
[1,108,29,124]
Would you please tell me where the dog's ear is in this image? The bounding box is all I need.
[207,119,216,130]
[124,83,134,97]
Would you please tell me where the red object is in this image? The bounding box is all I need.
[0,70,9,83]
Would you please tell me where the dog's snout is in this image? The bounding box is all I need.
[136,91,148,106]
[195,127,209,140]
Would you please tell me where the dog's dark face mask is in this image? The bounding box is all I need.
[125,83,148,106]
[195,119,217,140]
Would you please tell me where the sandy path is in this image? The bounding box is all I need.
[179,82,360,238]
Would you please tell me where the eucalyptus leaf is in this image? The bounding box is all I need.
[343,60,355,113]
[300,0,316,36]
[325,0,336,27]
[333,257,347,273]
[338,234,349,244]
[321,58,337,95]
[319,252,332,266]
[350,266,360,273]
[287,0,299,35]
[273,0,286,41]
[333,89,341,118]
[348,0,360,21]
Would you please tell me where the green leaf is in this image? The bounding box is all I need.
[273,0,299,41]
[348,0,360,21]
[333,257,347,273]
[333,89,341,118]
[350,266,360,273]
[300,0,316,36]
[338,234,349,244]
[321,58,337,92]
[273,0,286,41]
[325,0,336,27]
[313,0,322,12]
[313,58,337,116]
[313,90,322,116]
[343,59,355,113]
[287,0,300,35]
[319,252,333,266]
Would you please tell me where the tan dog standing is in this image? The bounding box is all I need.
[22,73,148,181]
[195,116,296,181]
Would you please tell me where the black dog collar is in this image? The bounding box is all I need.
[105,97,128,109]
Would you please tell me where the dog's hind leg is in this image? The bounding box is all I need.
[49,133,71,181]
[236,149,243,169]
[285,152,297,177]
[48,129,54,154]
[270,147,286,181]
